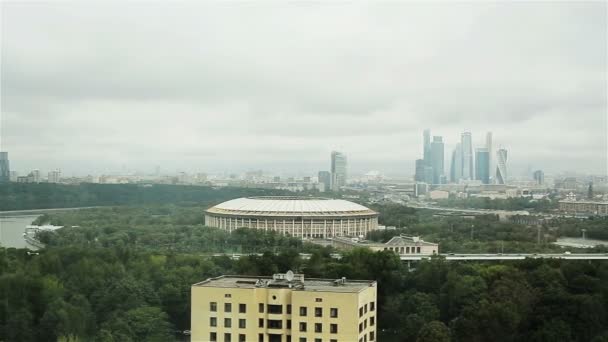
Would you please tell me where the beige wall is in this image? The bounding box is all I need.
[192,283,377,342]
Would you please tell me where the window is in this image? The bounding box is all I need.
[315,323,322,333]
[210,332,217,342]
[259,318,264,328]
[287,336,291,342]
[259,334,264,342]
[359,323,363,333]
[330,324,338,334]
[370,316,375,326]
[210,302,218,312]
[259,303,264,313]
[225,318,232,328]
[225,294,232,298]
[364,304,368,313]
[330,308,338,318]
[225,303,232,313]
[299,307,307,316]
[315,298,322,302]
[359,307,363,317]
[268,304,282,314]
[417,246,421,253]
[370,331,375,341]
[331,340,338,342]
[239,334,246,342]
[210,317,217,327]
[364,334,367,342]
[299,338,307,342]
[268,320,283,329]
[287,319,292,329]
[315,339,322,342]
[315,307,323,317]
[239,319,246,329]
[225,333,232,342]
[239,304,247,313]
[370,302,375,311]
[287,304,292,314]
[299,322,307,332]
[364,319,367,329]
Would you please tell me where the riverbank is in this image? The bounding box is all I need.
[0,206,102,217]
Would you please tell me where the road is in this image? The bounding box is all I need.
[209,252,608,261]
[401,253,608,260]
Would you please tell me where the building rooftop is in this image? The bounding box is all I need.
[193,273,376,293]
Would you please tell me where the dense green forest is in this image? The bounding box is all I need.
[435,196,557,212]
[0,183,291,211]
[2,185,608,341]
[3,241,608,341]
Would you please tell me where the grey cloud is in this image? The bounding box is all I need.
[1,2,606,176]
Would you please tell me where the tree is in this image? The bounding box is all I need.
[417,321,450,342]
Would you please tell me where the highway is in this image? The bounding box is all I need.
[209,252,608,261]
[400,253,608,261]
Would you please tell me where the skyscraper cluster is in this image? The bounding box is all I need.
[415,130,507,185]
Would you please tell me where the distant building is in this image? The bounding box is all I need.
[559,200,608,216]
[31,169,41,183]
[318,171,332,191]
[430,136,444,184]
[9,171,18,182]
[533,170,544,185]
[0,152,10,183]
[485,132,493,180]
[475,148,490,184]
[332,235,439,255]
[429,190,450,200]
[414,159,433,184]
[495,148,508,185]
[331,151,348,190]
[414,182,429,197]
[450,143,463,183]
[461,132,474,180]
[48,169,61,183]
[191,273,377,342]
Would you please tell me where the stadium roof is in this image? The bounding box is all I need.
[206,196,377,216]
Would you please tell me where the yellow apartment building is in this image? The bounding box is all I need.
[191,272,377,342]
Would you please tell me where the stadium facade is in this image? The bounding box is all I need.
[205,196,379,239]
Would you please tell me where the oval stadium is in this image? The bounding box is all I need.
[205,196,378,238]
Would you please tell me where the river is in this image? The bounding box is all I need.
[0,206,99,249]
[0,214,40,249]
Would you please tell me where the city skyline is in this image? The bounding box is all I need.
[1,2,606,176]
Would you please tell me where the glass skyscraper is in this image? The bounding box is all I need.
[475,148,490,184]
[495,148,508,185]
[331,151,347,190]
[430,136,444,184]
[0,152,9,183]
[450,143,462,183]
[461,132,474,180]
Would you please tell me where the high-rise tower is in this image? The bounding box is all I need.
[485,132,492,181]
[475,148,490,184]
[430,136,444,184]
[331,151,347,190]
[0,152,9,183]
[423,129,431,165]
[461,132,474,180]
[450,143,462,183]
[495,148,508,185]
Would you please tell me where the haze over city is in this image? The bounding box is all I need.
[1,2,606,176]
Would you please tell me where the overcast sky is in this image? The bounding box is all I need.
[1,2,606,177]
